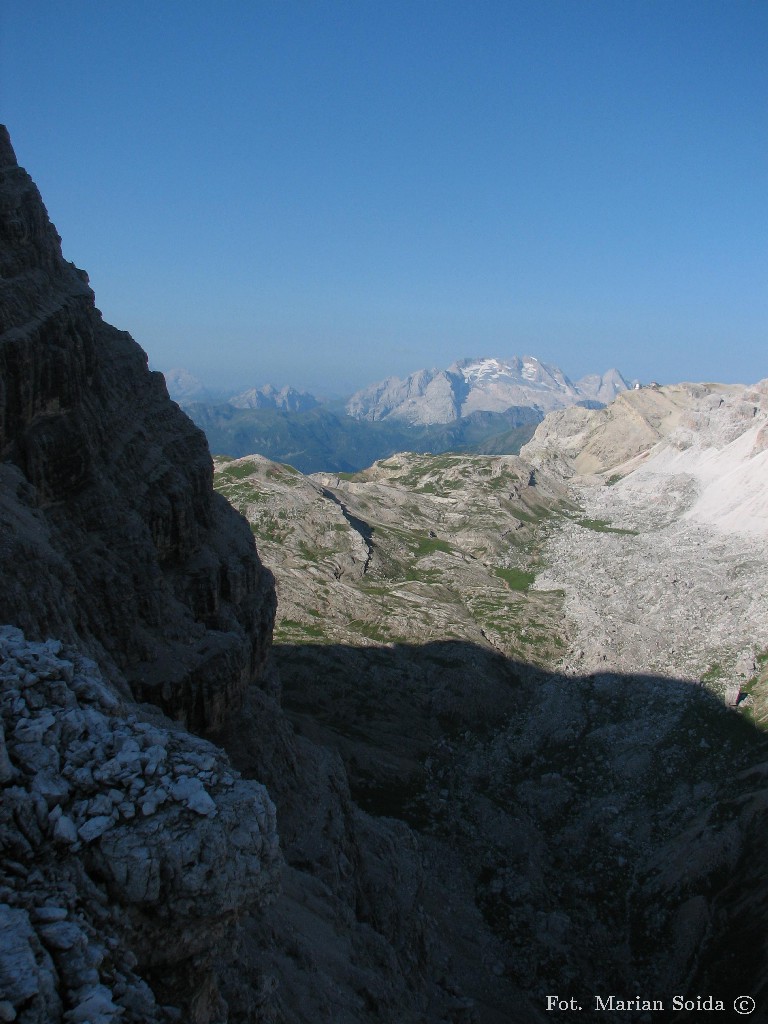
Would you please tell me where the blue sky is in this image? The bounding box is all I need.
[2,0,766,395]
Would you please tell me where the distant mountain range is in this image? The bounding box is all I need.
[228,383,320,413]
[183,403,541,475]
[345,356,629,424]
[164,369,320,412]
[165,355,630,472]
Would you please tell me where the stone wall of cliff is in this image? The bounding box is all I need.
[0,125,275,731]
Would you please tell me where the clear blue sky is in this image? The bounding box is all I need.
[2,0,766,395]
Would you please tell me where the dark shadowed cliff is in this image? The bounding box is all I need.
[0,126,275,731]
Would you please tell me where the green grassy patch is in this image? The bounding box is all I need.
[738,648,768,730]
[216,483,268,504]
[404,567,444,584]
[262,464,301,485]
[274,618,327,640]
[702,662,725,683]
[250,516,288,543]
[495,567,536,591]
[220,460,259,479]
[358,583,391,596]
[511,506,550,525]
[347,619,392,643]
[297,540,337,563]
[415,537,453,557]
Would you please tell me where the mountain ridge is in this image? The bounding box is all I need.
[168,356,628,473]
[346,355,629,424]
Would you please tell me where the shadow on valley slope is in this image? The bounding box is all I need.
[265,639,768,1023]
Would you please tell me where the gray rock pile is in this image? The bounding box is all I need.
[0,625,280,1023]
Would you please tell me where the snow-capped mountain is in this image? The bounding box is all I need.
[346,356,628,425]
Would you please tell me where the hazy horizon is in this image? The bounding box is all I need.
[2,1,766,392]
[158,352,639,401]
[158,352,762,403]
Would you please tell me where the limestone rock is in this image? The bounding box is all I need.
[0,625,281,1021]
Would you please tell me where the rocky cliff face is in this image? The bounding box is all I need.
[0,123,286,1021]
[0,126,275,730]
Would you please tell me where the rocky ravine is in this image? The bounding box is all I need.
[217,383,768,1020]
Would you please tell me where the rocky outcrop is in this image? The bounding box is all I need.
[522,380,768,535]
[0,625,280,1023]
[0,125,275,730]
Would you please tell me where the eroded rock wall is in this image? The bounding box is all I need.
[0,125,275,730]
